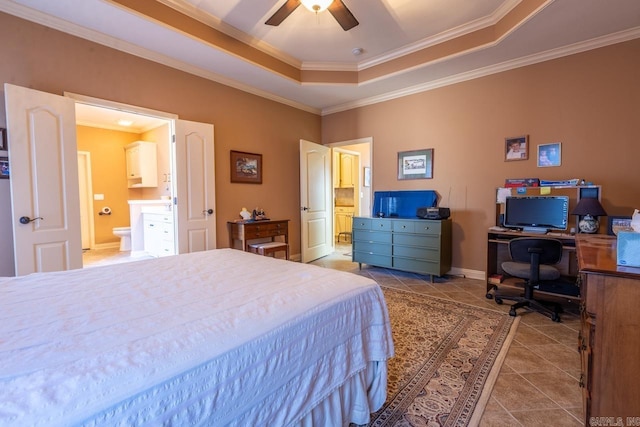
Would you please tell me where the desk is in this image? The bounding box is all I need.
[486,229,579,302]
[227,219,289,252]
[576,235,640,423]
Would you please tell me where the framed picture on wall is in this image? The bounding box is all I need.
[537,142,561,167]
[505,135,528,161]
[0,128,7,152]
[1,157,9,179]
[230,150,262,184]
[397,149,433,180]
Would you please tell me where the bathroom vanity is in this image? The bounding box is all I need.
[128,200,174,257]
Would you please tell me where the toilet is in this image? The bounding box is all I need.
[112,227,132,251]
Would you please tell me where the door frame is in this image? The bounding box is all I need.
[328,137,373,220]
[77,151,95,250]
[65,92,179,255]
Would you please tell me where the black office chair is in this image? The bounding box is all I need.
[494,237,564,322]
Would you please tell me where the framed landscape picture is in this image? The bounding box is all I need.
[230,150,262,184]
[398,149,433,180]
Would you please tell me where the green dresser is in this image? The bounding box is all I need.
[352,217,452,281]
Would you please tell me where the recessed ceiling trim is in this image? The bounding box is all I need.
[321,26,640,115]
[0,0,321,114]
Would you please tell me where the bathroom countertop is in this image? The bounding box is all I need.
[128,199,171,204]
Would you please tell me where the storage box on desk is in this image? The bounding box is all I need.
[617,231,640,267]
[504,178,539,188]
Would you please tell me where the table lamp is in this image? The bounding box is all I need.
[571,197,607,233]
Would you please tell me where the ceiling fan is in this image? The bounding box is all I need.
[265,0,359,31]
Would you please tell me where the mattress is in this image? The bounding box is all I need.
[0,249,394,426]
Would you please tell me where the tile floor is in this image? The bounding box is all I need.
[312,242,584,427]
[84,243,584,426]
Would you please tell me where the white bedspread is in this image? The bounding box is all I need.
[0,249,393,426]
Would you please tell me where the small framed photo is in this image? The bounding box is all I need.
[230,150,262,184]
[607,216,633,236]
[0,157,9,179]
[0,128,7,151]
[363,166,371,187]
[505,135,528,161]
[397,149,433,180]
[537,142,561,167]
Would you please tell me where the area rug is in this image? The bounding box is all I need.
[364,287,519,427]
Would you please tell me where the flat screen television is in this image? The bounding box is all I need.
[503,196,569,233]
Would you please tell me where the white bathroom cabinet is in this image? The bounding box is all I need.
[125,141,158,188]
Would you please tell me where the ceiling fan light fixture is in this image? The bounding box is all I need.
[300,0,333,13]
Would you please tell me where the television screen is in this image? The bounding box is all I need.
[503,196,569,233]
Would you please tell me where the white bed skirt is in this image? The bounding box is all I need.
[297,361,387,427]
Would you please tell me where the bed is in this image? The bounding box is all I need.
[0,249,394,426]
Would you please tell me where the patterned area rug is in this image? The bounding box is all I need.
[365,287,518,427]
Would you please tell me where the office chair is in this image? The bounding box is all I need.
[494,237,564,322]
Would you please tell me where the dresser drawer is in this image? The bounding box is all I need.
[393,257,440,275]
[394,233,440,248]
[354,252,392,268]
[393,245,440,261]
[244,222,287,239]
[354,241,392,256]
[353,218,372,230]
[353,230,392,244]
[413,221,441,235]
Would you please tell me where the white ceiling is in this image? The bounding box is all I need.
[3,0,640,115]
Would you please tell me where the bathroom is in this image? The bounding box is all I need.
[75,104,174,264]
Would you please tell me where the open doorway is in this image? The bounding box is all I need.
[329,137,372,251]
[74,102,175,267]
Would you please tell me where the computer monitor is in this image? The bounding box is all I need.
[503,196,569,233]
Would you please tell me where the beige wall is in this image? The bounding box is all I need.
[0,12,320,274]
[77,126,140,245]
[2,11,639,276]
[323,39,640,273]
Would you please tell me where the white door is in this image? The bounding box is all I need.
[299,139,332,263]
[5,83,82,275]
[175,119,216,253]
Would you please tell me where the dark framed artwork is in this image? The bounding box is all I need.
[0,128,7,151]
[230,150,262,184]
[397,149,433,180]
[0,157,9,179]
[537,142,561,167]
[505,135,528,161]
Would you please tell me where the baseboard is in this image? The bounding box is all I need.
[91,242,120,250]
[448,267,485,281]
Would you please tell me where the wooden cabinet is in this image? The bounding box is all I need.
[576,234,640,423]
[339,154,355,187]
[335,206,354,239]
[227,220,289,252]
[352,217,452,281]
[125,141,158,188]
[143,211,174,257]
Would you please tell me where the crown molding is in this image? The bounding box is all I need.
[0,1,320,114]
[321,27,640,115]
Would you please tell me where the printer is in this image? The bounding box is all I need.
[416,206,450,220]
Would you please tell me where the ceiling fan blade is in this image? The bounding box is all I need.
[265,0,300,26]
[328,0,359,31]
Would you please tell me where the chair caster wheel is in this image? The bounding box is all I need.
[551,313,561,322]
[486,293,493,299]
[509,308,517,317]
[495,297,503,305]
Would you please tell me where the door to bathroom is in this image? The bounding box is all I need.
[5,83,217,275]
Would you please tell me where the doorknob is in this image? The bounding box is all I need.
[203,209,214,215]
[301,206,309,211]
[19,216,43,224]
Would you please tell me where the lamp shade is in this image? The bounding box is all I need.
[571,197,607,217]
